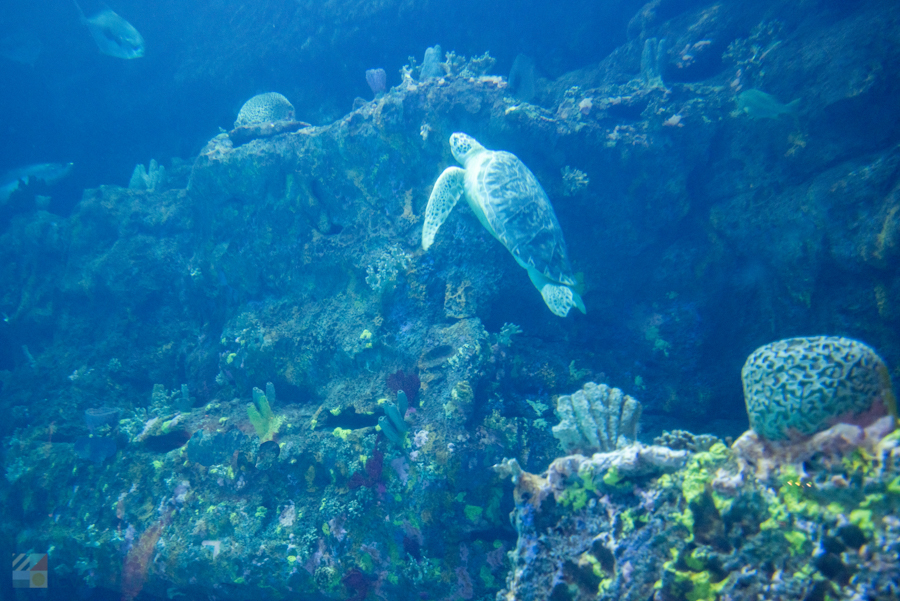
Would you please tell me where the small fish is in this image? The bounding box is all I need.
[736,89,801,119]
[73,1,145,59]
[0,162,74,203]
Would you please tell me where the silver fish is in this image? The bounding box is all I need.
[74,1,144,59]
[736,89,800,119]
[0,162,74,203]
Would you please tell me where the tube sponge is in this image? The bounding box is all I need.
[741,336,896,441]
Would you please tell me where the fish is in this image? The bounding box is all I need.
[736,89,801,119]
[0,162,74,203]
[73,1,145,59]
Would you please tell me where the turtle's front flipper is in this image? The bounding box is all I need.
[422,167,465,250]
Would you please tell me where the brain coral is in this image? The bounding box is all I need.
[741,336,896,440]
[552,382,642,453]
[234,92,295,128]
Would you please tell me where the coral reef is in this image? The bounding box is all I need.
[561,165,589,196]
[1,0,899,599]
[742,336,896,440]
[228,119,311,146]
[552,382,642,453]
[497,425,900,601]
[128,159,167,191]
[653,429,723,453]
[246,383,283,442]
[729,415,896,481]
[419,45,443,80]
[377,390,409,448]
[233,92,295,128]
[365,68,387,96]
[364,244,408,293]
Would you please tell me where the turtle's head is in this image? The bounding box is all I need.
[450,132,484,165]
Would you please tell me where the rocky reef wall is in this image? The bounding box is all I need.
[0,0,899,599]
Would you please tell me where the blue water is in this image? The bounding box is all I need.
[0,0,638,214]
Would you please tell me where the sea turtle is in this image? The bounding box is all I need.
[422,133,586,317]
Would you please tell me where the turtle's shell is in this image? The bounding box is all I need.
[469,150,576,286]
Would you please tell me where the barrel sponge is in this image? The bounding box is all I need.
[234,92,295,128]
[552,382,642,454]
[741,336,897,441]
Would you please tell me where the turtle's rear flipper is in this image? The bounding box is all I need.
[422,166,465,250]
[528,268,585,317]
[540,283,584,317]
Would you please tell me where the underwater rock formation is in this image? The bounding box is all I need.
[227,119,311,147]
[0,0,899,600]
[497,429,900,601]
